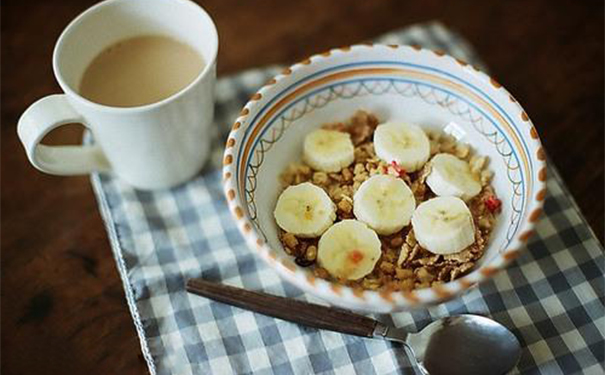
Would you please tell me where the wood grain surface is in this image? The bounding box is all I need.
[2,1,603,374]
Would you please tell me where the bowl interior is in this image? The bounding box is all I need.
[227,45,544,311]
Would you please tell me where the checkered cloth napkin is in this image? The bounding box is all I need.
[91,22,604,375]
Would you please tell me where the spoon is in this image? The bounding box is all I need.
[186,278,521,375]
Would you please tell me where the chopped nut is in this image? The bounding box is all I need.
[470,155,488,174]
[400,278,415,291]
[282,232,298,249]
[480,169,494,186]
[337,199,353,214]
[306,245,317,261]
[416,267,435,282]
[390,236,404,247]
[395,268,414,279]
[353,163,366,175]
[342,167,353,182]
[362,278,381,290]
[478,216,492,229]
[312,171,329,185]
[329,173,343,182]
[353,171,369,182]
[455,143,470,159]
[379,261,395,274]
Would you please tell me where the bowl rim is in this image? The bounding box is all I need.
[222,43,547,311]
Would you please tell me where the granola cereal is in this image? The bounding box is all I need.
[276,110,501,291]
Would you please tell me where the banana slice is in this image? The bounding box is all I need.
[317,220,381,280]
[274,182,336,238]
[411,196,476,255]
[303,129,354,172]
[373,122,430,172]
[426,153,482,201]
[353,174,416,235]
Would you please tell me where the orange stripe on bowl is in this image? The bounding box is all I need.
[410,44,421,50]
[250,93,262,101]
[330,283,343,295]
[224,172,232,180]
[243,223,252,232]
[281,259,296,272]
[458,278,474,289]
[503,249,522,260]
[521,111,529,121]
[538,167,547,182]
[339,46,351,52]
[299,58,311,65]
[352,288,366,300]
[433,49,445,56]
[529,208,543,222]
[379,290,395,304]
[306,273,316,285]
[490,78,502,88]
[240,108,250,116]
[223,155,233,165]
[387,44,399,49]
[266,78,277,85]
[227,189,236,201]
[455,58,468,66]
[402,290,419,303]
[536,188,547,201]
[361,42,374,47]
[432,285,452,299]
[480,267,498,277]
[234,206,244,219]
[530,127,539,139]
[268,250,278,260]
[282,67,292,75]
[226,138,236,148]
[537,147,546,161]
[233,121,241,130]
[519,230,535,242]
[256,238,264,246]
[320,50,331,57]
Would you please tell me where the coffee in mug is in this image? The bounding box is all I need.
[79,35,205,107]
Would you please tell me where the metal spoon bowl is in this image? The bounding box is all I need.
[375,314,522,375]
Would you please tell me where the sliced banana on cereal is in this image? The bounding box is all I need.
[373,122,431,172]
[353,174,416,235]
[317,220,381,280]
[411,196,476,255]
[274,182,336,238]
[426,153,482,201]
[303,129,354,172]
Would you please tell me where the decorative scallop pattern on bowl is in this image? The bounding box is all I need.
[223,44,546,312]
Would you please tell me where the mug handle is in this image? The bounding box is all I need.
[17,94,111,175]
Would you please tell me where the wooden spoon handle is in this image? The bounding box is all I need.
[186,278,379,338]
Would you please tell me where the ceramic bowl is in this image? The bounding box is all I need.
[222,44,546,312]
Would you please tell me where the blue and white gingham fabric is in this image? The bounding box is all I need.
[91,23,604,375]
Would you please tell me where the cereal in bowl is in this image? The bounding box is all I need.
[273,110,501,292]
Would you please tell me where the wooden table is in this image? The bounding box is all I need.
[2,1,603,373]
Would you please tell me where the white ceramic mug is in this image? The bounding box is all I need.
[17,0,218,189]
